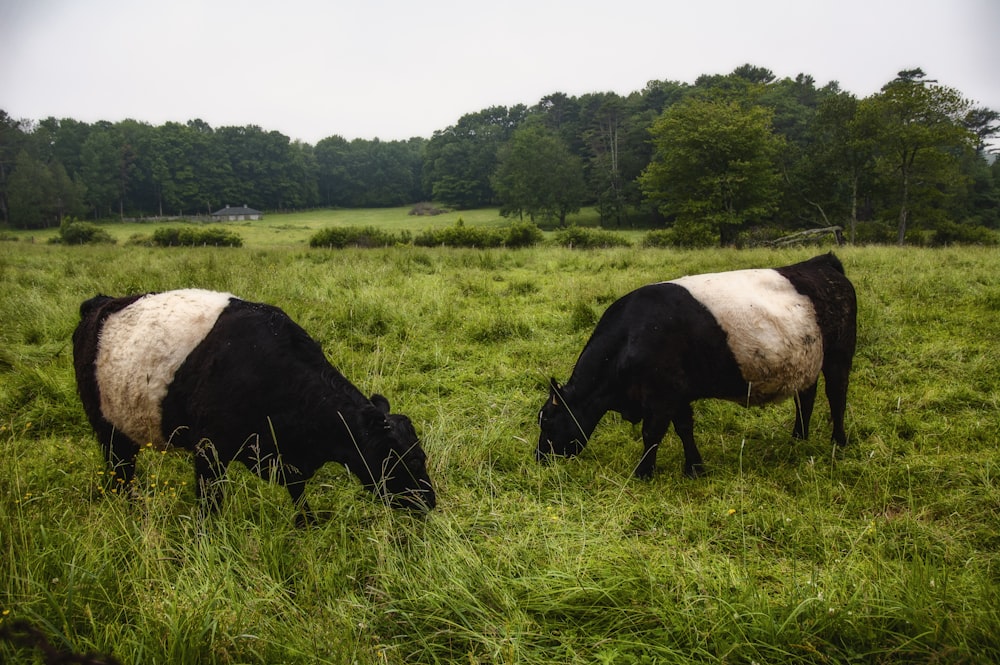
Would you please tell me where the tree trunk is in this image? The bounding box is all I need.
[897,170,909,246]
[849,176,858,244]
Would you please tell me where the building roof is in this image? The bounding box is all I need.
[211,205,262,216]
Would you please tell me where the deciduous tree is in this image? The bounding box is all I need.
[493,124,585,226]
[640,96,784,245]
[858,70,976,244]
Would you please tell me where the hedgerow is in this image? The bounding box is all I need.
[150,227,243,247]
[51,218,116,245]
[414,219,542,248]
[309,226,403,248]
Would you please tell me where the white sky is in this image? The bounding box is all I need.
[2,0,998,145]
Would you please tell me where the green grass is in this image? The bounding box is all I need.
[7,207,611,249]
[1,239,998,663]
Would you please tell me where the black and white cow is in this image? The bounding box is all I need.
[537,253,857,479]
[73,289,435,521]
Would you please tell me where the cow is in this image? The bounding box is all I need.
[537,253,857,479]
[72,289,435,523]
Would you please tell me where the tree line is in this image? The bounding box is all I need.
[2,64,997,245]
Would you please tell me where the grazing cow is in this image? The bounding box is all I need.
[73,289,435,521]
[537,253,857,479]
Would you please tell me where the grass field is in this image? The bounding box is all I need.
[1,230,998,663]
[6,207,611,249]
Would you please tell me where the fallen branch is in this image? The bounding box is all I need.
[765,226,844,247]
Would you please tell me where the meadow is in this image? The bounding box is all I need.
[1,224,998,663]
[10,207,609,249]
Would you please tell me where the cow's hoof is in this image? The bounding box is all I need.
[684,463,707,479]
[633,466,655,480]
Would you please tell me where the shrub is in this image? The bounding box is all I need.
[502,221,543,248]
[666,220,717,248]
[551,226,631,249]
[151,227,243,247]
[641,229,674,248]
[930,221,999,246]
[414,219,503,248]
[53,218,116,245]
[309,226,399,248]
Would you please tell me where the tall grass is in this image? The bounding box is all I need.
[1,241,998,663]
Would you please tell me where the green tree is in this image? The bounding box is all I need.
[424,105,526,208]
[79,128,120,219]
[314,135,352,207]
[149,122,201,215]
[814,91,879,242]
[640,96,784,245]
[0,110,30,225]
[7,150,54,228]
[577,92,647,226]
[858,69,976,244]
[49,160,86,221]
[492,124,586,226]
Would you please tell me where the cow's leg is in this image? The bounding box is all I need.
[99,426,140,497]
[672,402,705,478]
[792,381,819,440]
[634,407,671,479]
[194,439,229,516]
[823,362,851,447]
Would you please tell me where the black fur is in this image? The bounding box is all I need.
[537,253,857,479]
[73,291,435,521]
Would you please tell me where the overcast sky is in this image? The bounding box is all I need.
[2,0,998,145]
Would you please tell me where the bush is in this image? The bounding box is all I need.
[502,221,543,248]
[151,227,243,247]
[309,226,400,248]
[665,220,717,248]
[53,218,116,245]
[641,229,674,248]
[930,221,999,246]
[551,226,631,249]
[415,219,498,248]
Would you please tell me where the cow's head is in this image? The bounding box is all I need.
[536,378,588,461]
[355,394,436,511]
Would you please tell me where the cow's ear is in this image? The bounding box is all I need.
[548,378,561,405]
[370,393,391,414]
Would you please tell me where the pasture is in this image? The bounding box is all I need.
[7,206,608,249]
[1,235,998,664]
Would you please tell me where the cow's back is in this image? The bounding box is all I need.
[669,268,824,403]
[92,290,235,446]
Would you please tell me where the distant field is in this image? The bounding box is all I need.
[5,206,612,248]
[1,242,998,664]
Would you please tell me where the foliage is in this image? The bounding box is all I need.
[641,95,785,246]
[492,123,586,226]
[551,225,631,248]
[929,220,998,246]
[857,70,977,244]
[2,244,999,665]
[53,217,115,245]
[1,65,996,244]
[314,136,425,208]
[640,223,717,248]
[150,226,243,247]
[423,106,527,209]
[503,220,545,248]
[413,218,542,248]
[308,225,403,248]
